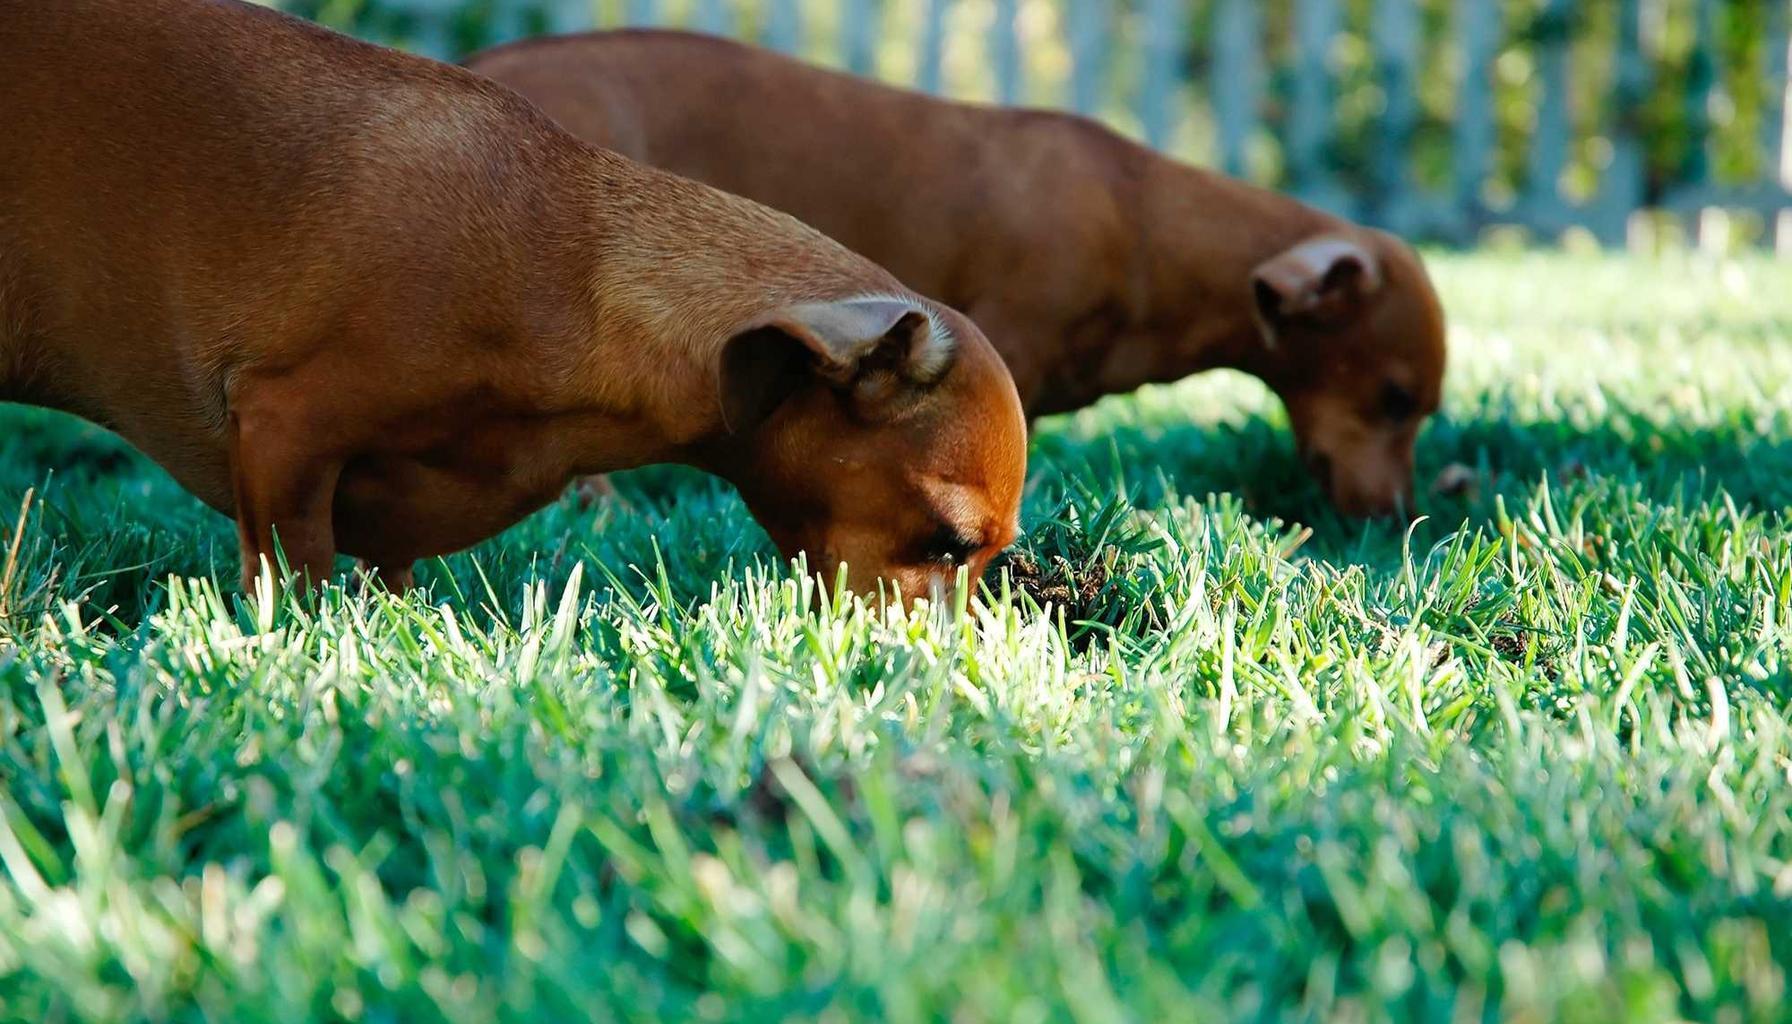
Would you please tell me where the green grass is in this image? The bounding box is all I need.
[2,252,1790,1022]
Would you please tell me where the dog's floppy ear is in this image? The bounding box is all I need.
[718,297,955,431]
[1250,236,1383,341]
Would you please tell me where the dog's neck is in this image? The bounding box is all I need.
[1093,147,1346,399]
[530,151,893,477]
[500,161,724,476]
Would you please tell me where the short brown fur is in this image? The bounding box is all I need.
[468,30,1448,516]
[1,1,1025,597]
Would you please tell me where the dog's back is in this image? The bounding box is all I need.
[1,0,576,461]
[467,30,1125,309]
[466,30,943,192]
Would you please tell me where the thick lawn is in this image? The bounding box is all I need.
[1,253,1790,1022]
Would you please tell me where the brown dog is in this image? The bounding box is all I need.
[468,30,1448,517]
[0,1,1025,598]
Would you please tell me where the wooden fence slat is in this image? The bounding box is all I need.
[1066,0,1110,117]
[1211,0,1262,180]
[1680,0,1719,187]
[1763,1,1792,254]
[691,0,729,36]
[1451,0,1500,237]
[763,0,803,53]
[843,0,878,75]
[624,0,658,27]
[391,0,465,55]
[1138,0,1182,149]
[990,0,1021,103]
[416,27,453,59]
[387,0,1790,249]
[546,0,593,34]
[917,0,949,94]
[1764,0,1790,188]
[1594,0,1649,246]
[1522,0,1573,235]
[1290,0,1347,213]
[1369,0,1422,234]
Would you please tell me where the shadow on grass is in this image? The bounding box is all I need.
[4,400,1789,629]
[1027,405,1792,570]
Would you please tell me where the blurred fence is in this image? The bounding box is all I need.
[286,0,1792,248]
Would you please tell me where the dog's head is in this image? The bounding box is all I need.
[711,295,1026,601]
[1249,231,1446,518]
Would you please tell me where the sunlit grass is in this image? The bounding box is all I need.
[1,252,1789,1021]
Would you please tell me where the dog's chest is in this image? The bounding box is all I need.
[332,413,572,554]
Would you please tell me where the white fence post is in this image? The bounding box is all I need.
[990,0,1021,104]
[842,0,878,75]
[1521,0,1572,239]
[1451,0,1500,241]
[1370,0,1422,235]
[1138,0,1182,150]
[1211,0,1262,181]
[917,0,949,94]
[691,0,729,36]
[1066,0,1110,117]
[1289,0,1348,214]
[621,0,656,27]
[395,0,1792,248]
[762,0,802,53]
[1595,0,1649,246]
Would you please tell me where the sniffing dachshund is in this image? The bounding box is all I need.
[469,30,1447,516]
[1,1,1026,598]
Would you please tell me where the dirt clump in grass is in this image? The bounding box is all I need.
[1002,550,1112,620]
[1490,626,1563,682]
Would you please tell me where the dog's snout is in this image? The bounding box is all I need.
[1304,445,1418,519]
[1344,492,1406,519]
[1334,474,1414,520]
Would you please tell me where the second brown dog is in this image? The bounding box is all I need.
[469,30,1448,517]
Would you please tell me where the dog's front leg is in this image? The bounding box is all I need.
[356,559,416,592]
[228,403,344,593]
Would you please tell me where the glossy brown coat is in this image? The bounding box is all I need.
[468,30,1448,516]
[0,1,1025,596]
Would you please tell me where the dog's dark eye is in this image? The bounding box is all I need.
[1380,382,1420,422]
[918,524,980,565]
